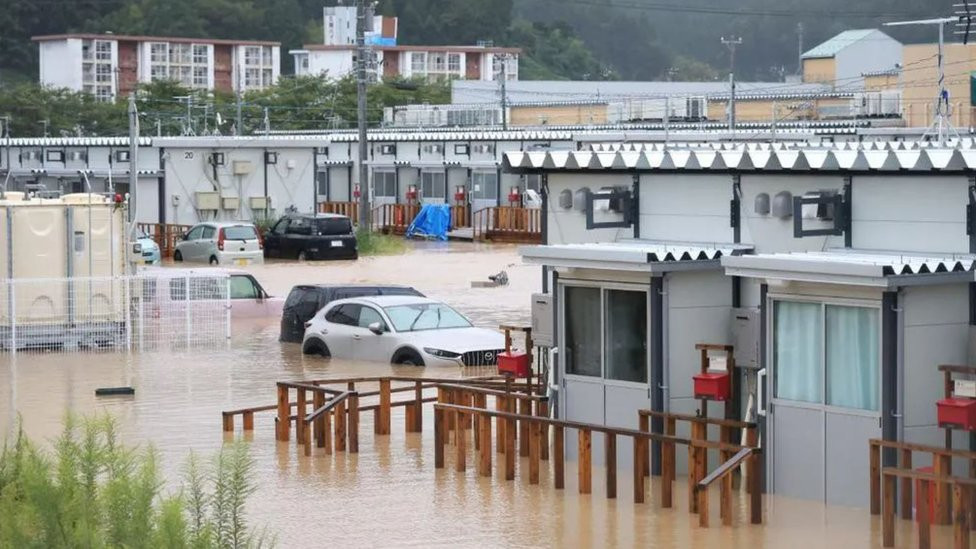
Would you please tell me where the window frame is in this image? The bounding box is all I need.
[768,293,882,416]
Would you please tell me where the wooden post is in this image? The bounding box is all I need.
[662,417,675,508]
[405,406,416,433]
[242,411,254,431]
[638,413,649,478]
[747,452,761,524]
[935,453,952,525]
[456,411,467,472]
[529,420,540,485]
[378,379,391,436]
[538,400,549,461]
[496,393,506,455]
[313,391,325,448]
[605,433,617,499]
[474,393,487,452]
[919,478,931,549]
[578,429,592,494]
[689,422,705,513]
[519,398,530,457]
[900,449,912,521]
[721,472,733,526]
[276,385,289,441]
[883,473,895,548]
[698,485,709,527]
[348,393,359,453]
[505,415,516,481]
[954,483,969,549]
[335,399,346,452]
[222,413,234,432]
[554,425,565,490]
[633,437,645,503]
[434,407,445,469]
[415,381,424,432]
[303,418,312,457]
[479,409,492,477]
[869,441,880,515]
[296,388,307,446]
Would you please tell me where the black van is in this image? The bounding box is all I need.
[279,284,425,343]
[264,213,358,261]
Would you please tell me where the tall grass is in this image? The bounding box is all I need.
[0,416,273,549]
[355,229,407,256]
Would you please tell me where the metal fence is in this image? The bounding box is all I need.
[1,274,231,353]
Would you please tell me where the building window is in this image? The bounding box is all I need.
[410,52,426,75]
[471,143,495,155]
[95,86,113,102]
[565,286,601,377]
[421,144,444,155]
[471,170,498,200]
[150,43,168,63]
[428,53,446,72]
[420,172,446,198]
[151,65,167,80]
[605,290,647,383]
[192,44,208,64]
[773,301,879,411]
[245,46,262,66]
[448,53,461,74]
[96,63,112,83]
[244,68,261,87]
[193,66,208,86]
[373,171,397,197]
[95,40,112,61]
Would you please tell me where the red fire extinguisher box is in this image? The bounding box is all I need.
[693,372,731,401]
[498,351,531,378]
[936,398,976,430]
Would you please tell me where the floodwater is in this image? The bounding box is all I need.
[0,242,950,548]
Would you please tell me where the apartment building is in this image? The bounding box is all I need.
[33,33,281,100]
[291,44,519,82]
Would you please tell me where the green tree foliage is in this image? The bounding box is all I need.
[0,415,271,548]
[509,20,609,80]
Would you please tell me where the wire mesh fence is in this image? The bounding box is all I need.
[1,274,231,353]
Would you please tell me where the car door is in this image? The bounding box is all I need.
[321,303,363,358]
[180,225,205,261]
[228,274,261,318]
[200,225,217,261]
[284,217,311,258]
[353,305,398,362]
[265,218,289,258]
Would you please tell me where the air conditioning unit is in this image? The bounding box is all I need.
[686,97,706,120]
[232,160,254,175]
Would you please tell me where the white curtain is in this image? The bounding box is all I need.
[774,301,822,403]
[825,305,879,411]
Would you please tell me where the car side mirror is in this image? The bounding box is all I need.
[132,242,143,254]
[368,322,384,335]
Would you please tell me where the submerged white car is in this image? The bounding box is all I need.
[302,296,505,367]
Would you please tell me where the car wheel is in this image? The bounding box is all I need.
[209,256,218,265]
[297,249,308,261]
[394,349,425,366]
[302,339,331,357]
[173,251,183,262]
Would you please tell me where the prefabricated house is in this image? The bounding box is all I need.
[508,141,976,507]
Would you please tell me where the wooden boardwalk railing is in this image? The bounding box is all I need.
[472,207,542,243]
[137,222,192,258]
[319,201,360,221]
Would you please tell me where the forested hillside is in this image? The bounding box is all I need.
[0,0,963,83]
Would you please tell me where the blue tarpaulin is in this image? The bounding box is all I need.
[406,204,451,240]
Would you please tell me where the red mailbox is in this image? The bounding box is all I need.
[406,185,419,201]
[498,351,531,378]
[507,187,521,205]
[353,184,362,199]
[454,186,466,203]
[936,397,976,430]
[693,372,731,401]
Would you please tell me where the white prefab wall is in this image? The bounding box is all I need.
[639,174,732,242]
[901,284,971,453]
[739,174,847,253]
[851,175,969,254]
[546,173,635,245]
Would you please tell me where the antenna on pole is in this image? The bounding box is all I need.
[885,3,974,145]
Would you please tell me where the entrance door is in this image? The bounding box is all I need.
[469,170,498,214]
[769,299,882,506]
[560,284,650,467]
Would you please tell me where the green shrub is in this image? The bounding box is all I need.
[355,229,407,256]
[0,416,273,549]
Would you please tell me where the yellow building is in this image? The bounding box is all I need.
[800,29,902,90]
[509,102,608,126]
[901,43,976,128]
[707,94,854,123]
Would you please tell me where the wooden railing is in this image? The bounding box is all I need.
[697,447,757,527]
[472,207,542,243]
[319,201,360,221]
[450,204,470,229]
[879,467,974,549]
[137,222,191,258]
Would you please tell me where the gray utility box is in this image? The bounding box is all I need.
[731,307,760,369]
[531,293,553,347]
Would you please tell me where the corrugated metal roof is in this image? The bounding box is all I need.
[506,140,976,172]
[722,249,976,287]
[521,240,753,273]
[0,137,153,147]
[801,29,878,59]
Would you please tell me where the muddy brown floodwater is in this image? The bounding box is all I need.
[0,241,950,547]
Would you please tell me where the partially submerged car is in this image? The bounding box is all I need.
[141,268,283,319]
[279,284,424,343]
[263,213,358,261]
[302,296,505,367]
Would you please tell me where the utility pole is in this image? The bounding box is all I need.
[235,70,243,136]
[356,0,371,228]
[127,94,139,245]
[796,23,804,76]
[498,54,509,130]
[721,36,742,135]
[263,107,270,136]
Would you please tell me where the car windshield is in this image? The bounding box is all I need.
[384,303,472,332]
[315,217,352,236]
[224,225,258,240]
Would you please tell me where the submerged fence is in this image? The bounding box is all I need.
[1,274,232,353]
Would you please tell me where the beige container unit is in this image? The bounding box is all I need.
[0,193,127,348]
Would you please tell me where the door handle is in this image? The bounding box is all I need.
[757,368,767,417]
[353,334,362,340]
[319,329,328,335]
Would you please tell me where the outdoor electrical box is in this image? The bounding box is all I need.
[232,160,254,175]
[195,191,220,211]
[249,196,270,210]
[530,293,553,347]
[731,308,760,368]
[221,197,240,211]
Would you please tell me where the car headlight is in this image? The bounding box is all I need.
[423,348,461,359]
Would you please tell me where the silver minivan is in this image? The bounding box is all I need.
[173,222,264,266]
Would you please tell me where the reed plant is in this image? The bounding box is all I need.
[355,228,408,256]
[0,415,273,549]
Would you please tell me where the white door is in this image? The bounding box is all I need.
[470,170,498,214]
[769,299,882,506]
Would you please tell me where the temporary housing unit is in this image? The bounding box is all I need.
[508,140,976,507]
[0,192,128,349]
